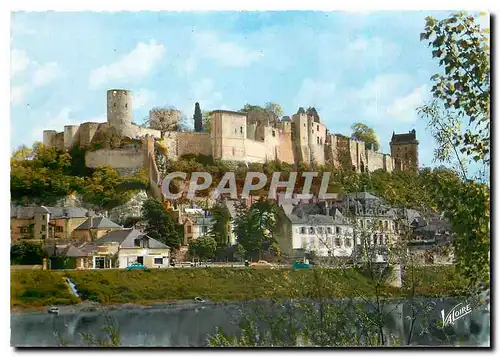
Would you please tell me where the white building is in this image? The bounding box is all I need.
[183,216,215,245]
[274,203,354,259]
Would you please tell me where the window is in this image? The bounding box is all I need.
[300,227,306,234]
[309,227,314,235]
[125,103,128,109]
[327,227,332,234]
[41,225,46,231]
[137,256,144,265]
[336,226,341,234]
[202,226,208,234]
[240,127,243,134]
[154,257,163,265]
[20,226,29,234]
[384,221,388,230]
[134,239,141,247]
[114,103,116,108]
[187,226,192,234]
[56,226,63,233]
[272,130,276,137]
[345,238,352,247]
[317,125,319,131]
[317,227,324,234]
[335,237,341,247]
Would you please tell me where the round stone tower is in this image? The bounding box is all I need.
[107,89,132,136]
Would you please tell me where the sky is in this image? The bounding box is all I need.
[10,11,489,170]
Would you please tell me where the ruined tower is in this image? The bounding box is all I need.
[390,129,419,170]
[107,89,132,136]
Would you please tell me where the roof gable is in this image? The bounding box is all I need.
[75,216,122,230]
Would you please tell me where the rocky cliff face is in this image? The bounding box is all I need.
[56,193,84,207]
[108,190,149,225]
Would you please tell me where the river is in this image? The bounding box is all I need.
[11,298,490,347]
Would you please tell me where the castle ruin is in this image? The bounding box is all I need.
[43,89,418,175]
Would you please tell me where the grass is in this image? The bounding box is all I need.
[11,266,465,309]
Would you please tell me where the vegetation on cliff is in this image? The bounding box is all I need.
[10,142,149,209]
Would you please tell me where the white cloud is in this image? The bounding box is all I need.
[386,85,429,123]
[11,85,27,105]
[10,49,61,106]
[32,62,60,87]
[294,78,337,110]
[191,32,263,69]
[89,40,166,88]
[133,89,157,110]
[11,49,31,77]
[357,73,413,102]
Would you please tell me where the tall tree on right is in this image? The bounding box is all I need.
[193,102,203,132]
[418,12,490,292]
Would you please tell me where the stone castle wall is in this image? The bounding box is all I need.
[85,147,145,173]
[177,132,212,157]
[41,89,413,182]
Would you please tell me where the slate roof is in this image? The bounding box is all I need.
[287,213,348,226]
[391,130,418,144]
[11,205,88,219]
[346,192,382,201]
[95,228,170,249]
[74,216,123,230]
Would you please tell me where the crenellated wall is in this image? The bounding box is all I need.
[365,149,385,172]
[40,89,412,180]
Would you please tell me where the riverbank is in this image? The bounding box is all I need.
[11,265,467,312]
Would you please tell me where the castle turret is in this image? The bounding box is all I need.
[107,89,132,136]
[64,125,80,149]
[43,130,57,147]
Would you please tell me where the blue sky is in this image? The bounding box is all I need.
[10,11,488,170]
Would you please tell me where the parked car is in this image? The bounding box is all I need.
[126,263,149,271]
[250,260,274,269]
[48,306,59,315]
[194,296,205,303]
[292,261,311,270]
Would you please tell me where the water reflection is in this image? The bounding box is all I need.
[11,298,490,347]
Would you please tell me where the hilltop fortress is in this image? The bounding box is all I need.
[43,89,419,178]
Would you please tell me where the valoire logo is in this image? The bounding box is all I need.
[441,302,472,325]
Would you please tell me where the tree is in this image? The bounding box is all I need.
[202,111,212,133]
[420,12,490,166]
[240,103,284,120]
[11,145,33,161]
[419,12,490,290]
[233,198,278,260]
[10,142,84,205]
[234,244,246,262]
[264,102,284,118]
[188,235,217,260]
[209,203,231,248]
[141,198,183,249]
[11,242,46,265]
[193,102,203,132]
[143,106,192,133]
[350,123,379,151]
